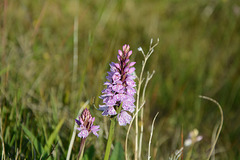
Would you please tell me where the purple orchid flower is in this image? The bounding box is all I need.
[75,108,100,138]
[99,44,136,126]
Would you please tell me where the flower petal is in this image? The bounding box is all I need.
[126,50,132,58]
[129,62,136,67]
[75,119,81,126]
[117,111,132,126]
[108,106,117,115]
[102,109,109,116]
[91,125,100,137]
[78,129,89,138]
[121,111,132,124]
[128,67,135,74]
[117,114,127,126]
[118,50,123,56]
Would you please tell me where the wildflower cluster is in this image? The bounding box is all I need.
[184,128,203,146]
[99,44,136,126]
[75,108,100,138]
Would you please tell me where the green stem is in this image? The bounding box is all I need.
[185,145,193,160]
[104,118,116,160]
[78,138,86,160]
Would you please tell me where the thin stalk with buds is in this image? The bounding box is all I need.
[134,38,159,160]
[139,71,155,159]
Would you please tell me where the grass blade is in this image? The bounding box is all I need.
[22,125,44,155]
[43,118,65,153]
[110,142,124,160]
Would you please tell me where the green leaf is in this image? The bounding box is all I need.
[83,145,95,160]
[43,118,65,153]
[22,125,44,155]
[110,142,124,160]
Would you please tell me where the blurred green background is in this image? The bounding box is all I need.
[1,0,240,159]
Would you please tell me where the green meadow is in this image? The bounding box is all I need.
[1,0,240,159]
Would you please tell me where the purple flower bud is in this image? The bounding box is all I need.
[118,50,123,56]
[75,119,81,126]
[127,74,136,80]
[129,62,136,67]
[102,88,112,94]
[122,45,127,52]
[126,50,132,58]
[117,55,121,61]
[110,62,117,72]
[99,105,108,110]
[123,45,130,54]
[124,67,129,73]
[128,67,135,74]
[115,63,121,69]
[125,59,130,63]
[75,108,100,138]
[104,82,112,86]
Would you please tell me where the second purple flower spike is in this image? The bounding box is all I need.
[99,44,136,126]
[75,108,100,138]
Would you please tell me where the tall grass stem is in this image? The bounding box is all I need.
[0,108,6,160]
[104,118,116,160]
[72,16,78,87]
[185,146,193,160]
[211,122,220,160]
[147,112,159,160]
[139,71,155,159]
[199,95,224,160]
[125,102,145,160]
